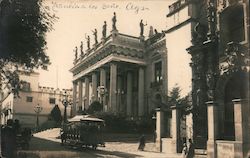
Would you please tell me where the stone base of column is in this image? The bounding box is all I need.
[234,141,243,158]
[111,29,118,37]
[139,35,145,42]
[92,44,97,50]
[243,142,250,158]
[207,140,217,158]
[171,139,178,153]
[160,138,179,154]
[233,141,250,158]
[101,37,106,44]
[155,139,162,152]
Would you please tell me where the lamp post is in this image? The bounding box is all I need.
[34,104,43,131]
[116,89,124,113]
[98,86,106,111]
[152,113,157,142]
[61,91,71,123]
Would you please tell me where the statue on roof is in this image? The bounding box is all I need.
[92,29,98,44]
[74,46,78,60]
[102,21,107,38]
[140,19,147,36]
[85,34,90,49]
[80,41,84,56]
[112,12,117,30]
[154,29,158,34]
[148,26,154,37]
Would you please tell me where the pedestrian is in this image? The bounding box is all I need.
[2,119,17,158]
[182,143,187,158]
[187,139,195,158]
[138,134,146,151]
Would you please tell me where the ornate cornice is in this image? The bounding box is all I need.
[71,33,145,74]
[146,36,166,51]
[72,54,146,81]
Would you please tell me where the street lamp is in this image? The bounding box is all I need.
[98,86,106,111]
[34,104,43,130]
[61,91,71,123]
[116,89,124,113]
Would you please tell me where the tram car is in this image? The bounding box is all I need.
[61,115,105,149]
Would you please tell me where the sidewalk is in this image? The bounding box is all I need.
[32,128,183,158]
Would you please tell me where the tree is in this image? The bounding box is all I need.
[87,101,103,114]
[167,85,191,113]
[49,104,62,125]
[0,0,56,95]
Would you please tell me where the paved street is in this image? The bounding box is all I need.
[16,128,182,158]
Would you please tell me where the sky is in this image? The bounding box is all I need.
[39,0,175,89]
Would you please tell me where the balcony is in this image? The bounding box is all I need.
[167,0,191,17]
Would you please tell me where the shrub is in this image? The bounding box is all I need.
[49,104,62,126]
[95,112,153,134]
[87,101,103,114]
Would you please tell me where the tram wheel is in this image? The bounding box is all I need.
[92,145,97,150]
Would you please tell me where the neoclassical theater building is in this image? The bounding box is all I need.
[70,23,168,118]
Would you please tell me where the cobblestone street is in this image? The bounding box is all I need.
[16,128,182,158]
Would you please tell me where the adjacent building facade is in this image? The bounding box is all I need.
[156,0,249,157]
[0,71,72,127]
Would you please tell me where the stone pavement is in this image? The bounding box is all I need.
[21,128,182,158]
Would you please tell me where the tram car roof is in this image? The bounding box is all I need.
[68,115,104,123]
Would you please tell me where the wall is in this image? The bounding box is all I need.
[13,90,71,127]
[19,71,39,92]
[166,23,192,97]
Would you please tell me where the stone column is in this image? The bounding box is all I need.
[78,80,83,112]
[117,75,123,112]
[109,63,117,113]
[171,106,181,153]
[138,67,145,117]
[232,99,250,158]
[72,82,77,116]
[126,71,132,116]
[156,108,164,152]
[92,72,98,101]
[100,68,107,111]
[206,101,218,158]
[84,77,90,110]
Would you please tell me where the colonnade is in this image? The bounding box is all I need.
[72,62,145,117]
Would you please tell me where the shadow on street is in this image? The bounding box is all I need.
[17,137,142,158]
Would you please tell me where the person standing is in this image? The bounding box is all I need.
[182,143,187,158]
[2,119,17,158]
[187,139,195,158]
[138,134,146,151]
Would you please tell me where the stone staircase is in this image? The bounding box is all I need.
[195,149,207,158]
